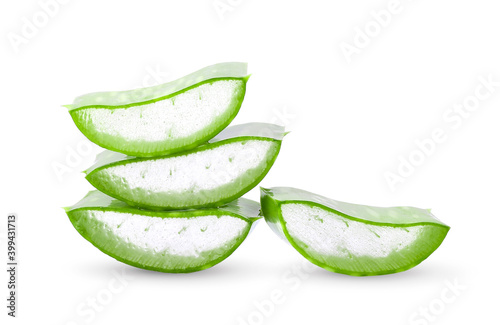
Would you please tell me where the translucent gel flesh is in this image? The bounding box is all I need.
[281,203,423,259]
[75,79,243,142]
[89,210,247,257]
[106,140,273,194]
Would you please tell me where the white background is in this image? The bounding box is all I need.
[1,0,499,324]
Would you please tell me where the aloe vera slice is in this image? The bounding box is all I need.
[85,123,285,210]
[65,191,261,273]
[260,187,450,276]
[66,62,248,157]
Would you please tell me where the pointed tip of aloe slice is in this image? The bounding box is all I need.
[62,104,73,110]
[62,207,71,213]
[283,131,291,137]
[250,217,262,224]
[260,187,271,194]
[243,74,252,83]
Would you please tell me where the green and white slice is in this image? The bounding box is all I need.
[85,123,285,210]
[65,191,261,273]
[66,62,249,157]
[260,187,450,276]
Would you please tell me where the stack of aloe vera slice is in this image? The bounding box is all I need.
[65,62,450,276]
[65,63,285,273]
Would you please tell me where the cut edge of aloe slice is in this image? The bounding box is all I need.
[66,62,249,110]
[84,123,285,210]
[66,62,249,157]
[64,191,261,273]
[260,187,450,276]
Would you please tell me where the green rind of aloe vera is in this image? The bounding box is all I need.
[85,123,285,210]
[65,191,261,273]
[260,187,450,276]
[66,62,249,157]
